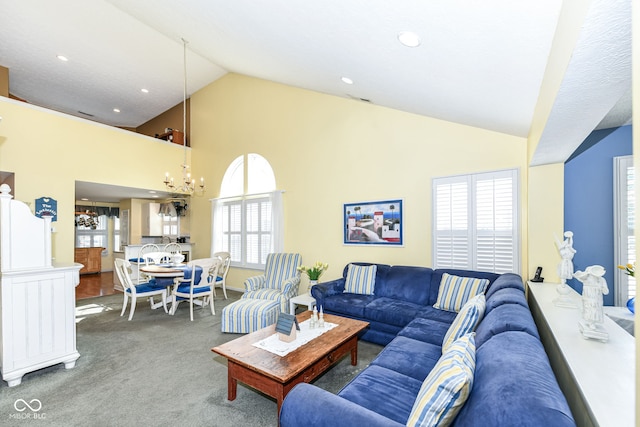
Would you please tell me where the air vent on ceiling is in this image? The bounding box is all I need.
[78,111,94,117]
[346,94,372,103]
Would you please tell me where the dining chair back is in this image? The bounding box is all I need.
[213,251,231,299]
[114,258,168,320]
[170,258,221,321]
[164,242,185,264]
[130,244,160,284]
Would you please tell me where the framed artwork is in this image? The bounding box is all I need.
[343,199,403,246]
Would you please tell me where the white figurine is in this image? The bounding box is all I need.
[555,231,576,285]
[573,265,609,341]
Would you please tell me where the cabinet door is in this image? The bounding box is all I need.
[87,248,102,273]
[74,249,89,274]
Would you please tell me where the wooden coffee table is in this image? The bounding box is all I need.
[211,311,369,416]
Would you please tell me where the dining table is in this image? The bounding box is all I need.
[139,264,203,311]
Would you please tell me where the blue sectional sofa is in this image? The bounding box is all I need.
[279,263,575,426]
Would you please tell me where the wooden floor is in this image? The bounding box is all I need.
[76,271,118,300]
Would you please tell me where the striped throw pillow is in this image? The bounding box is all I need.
[442,294,485,352]
[407,333,476,427]
[434,273,489,312]
[344,264,377,295]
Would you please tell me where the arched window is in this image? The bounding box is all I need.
[212,154,282,268]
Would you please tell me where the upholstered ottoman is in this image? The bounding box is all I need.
[221,298,280,333]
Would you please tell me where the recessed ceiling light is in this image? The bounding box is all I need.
[113,108,120,113]
[398,31,421,48]
[149,190,156,194]
[341,77,354,85]
[141,88,149,93]
[56,55,69,62]
[81,198,89,201]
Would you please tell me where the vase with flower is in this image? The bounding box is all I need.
[617,263,635,313]
[298,262,329,296]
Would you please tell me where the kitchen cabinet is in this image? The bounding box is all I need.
[74,247,103,274]
[142,202,162,236]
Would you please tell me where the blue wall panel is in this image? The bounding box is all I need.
[564,125,632,305]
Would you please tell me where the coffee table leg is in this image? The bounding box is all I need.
[228,364,238,401]
[350,337,358,365]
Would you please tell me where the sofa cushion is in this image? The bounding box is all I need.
[433,273,489,312]
[371,336,442,381]
[406,333,476,427]
[375,265,433,305]
[442,294,485,352]
[416,306,458,324]
[322,293,375,318]
[344,264,377,295]
[454,332,575,427]
[338,365,423,425]
[398,317,450,346]
[364,297,425,328]
[475,303,540,347]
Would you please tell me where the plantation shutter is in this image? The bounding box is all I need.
[434,178,470,269]
[433,169,519,274]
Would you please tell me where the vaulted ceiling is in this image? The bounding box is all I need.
[0,0,632,172]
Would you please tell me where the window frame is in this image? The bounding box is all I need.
[614,155,635,305]
[213,154,281,270]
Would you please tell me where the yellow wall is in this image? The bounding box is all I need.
[0,98,193,263]
[527,163,565,282]
[190,74,529,288]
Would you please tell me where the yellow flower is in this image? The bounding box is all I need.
[618,263,635,277]
[297,261,329,280]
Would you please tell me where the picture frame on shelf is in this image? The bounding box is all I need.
[343,199,403,246]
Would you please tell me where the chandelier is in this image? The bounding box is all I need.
[163,38,205,196]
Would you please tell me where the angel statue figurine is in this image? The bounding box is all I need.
[553,231,577,308]
[573,265,609,342]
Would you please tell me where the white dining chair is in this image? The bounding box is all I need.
[170,258,221,321]
[213,251,231,299]
[114,258,168,320]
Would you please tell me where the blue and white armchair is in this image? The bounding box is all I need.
[242,253,302,312]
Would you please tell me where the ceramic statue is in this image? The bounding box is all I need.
[573,265,609,342]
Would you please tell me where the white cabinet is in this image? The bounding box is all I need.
[0,184,82,387]
[142,203,162,236]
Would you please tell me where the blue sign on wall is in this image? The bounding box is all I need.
[35,197,57,222]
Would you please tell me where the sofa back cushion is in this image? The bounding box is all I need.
[484,273,524,300]
[374,265,434,305]
[453,332,575,427]
[474,303,540,347]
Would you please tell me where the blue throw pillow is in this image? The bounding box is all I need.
[407,333,476,427]
[344,264,377,295]
[434,273,489,312]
